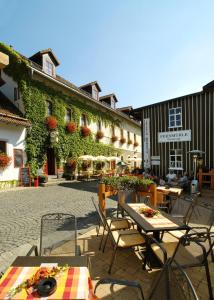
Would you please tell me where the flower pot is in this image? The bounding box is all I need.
[34,176,39,187]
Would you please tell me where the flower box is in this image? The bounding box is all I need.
[96,130,104,140]
[120,137,126,144]
[66,122,76,133]
[46,116,57,130]
[111,135,118,142]
[80,126,91,137]
[134,141,139,147]
[0,152,11,169]
[128,139,133,145]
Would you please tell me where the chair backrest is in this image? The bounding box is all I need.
[148,259,199,300]
[40,213,77,256]
[172,231,214,266]
[188,204,214,232]
[91,196,107,229]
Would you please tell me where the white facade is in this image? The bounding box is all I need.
[0,123,26,181]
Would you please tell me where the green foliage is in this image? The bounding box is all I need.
[100,176,154,191]
[0,42,119,174]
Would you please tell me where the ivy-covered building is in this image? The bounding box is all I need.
[0,43,141,177]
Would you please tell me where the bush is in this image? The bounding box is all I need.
[46,116,58,129]
[38,175,48,183]
[66,122,76,133]
[81,126,91,137]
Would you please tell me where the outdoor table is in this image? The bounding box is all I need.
[156,186,183,196]
[120,202,188,241]
[0,256,95,300]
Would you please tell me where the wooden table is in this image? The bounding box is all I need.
[120,203,188,240]
[156,186,183,196]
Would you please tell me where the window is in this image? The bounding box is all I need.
[111,99,116,109]
[97,121,101,131]
[0,141,6,153]
[169,149,183,170]
[45,60,54,76]
[111,126,115,136]
[65,108,72,122]
[134,133,136,142]
[14,149,23,168]
[14,87,20,101]
[93,88,99,100]
[46,101,52,116]
[169,107,182,128]
[120,129,124,138]
[81,114,87,126]
[127,131,130,140]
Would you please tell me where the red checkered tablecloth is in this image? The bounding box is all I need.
[0,266,96,299]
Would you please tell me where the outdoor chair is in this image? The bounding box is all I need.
[94,259,199,300]
[92,196,131,250]
[145,230,214,300]
[27,213,80,256]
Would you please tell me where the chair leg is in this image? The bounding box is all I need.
[204,261,214,300]
[96,222,101,237]
[108,246,118,274]
[102,231,110,253]
[99,227,106,250]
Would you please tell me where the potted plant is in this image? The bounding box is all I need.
[120,137,126,144]
[96,130,104,140]
[46,116,58,130]
[116,176,137,204]
[111,135,118,143]
[0,152,11,169]
[134,178,154,192]
[81,126,91,137]
[128,139,133,145]
[38,175,48,184]
[134,141,139,147]
[64,159,76,179]
[66,122,76,134]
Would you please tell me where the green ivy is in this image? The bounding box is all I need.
[0,42,120,175]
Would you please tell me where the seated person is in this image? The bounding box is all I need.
[178,172,189,188]
[166,170,177,185]
[159,176,166,186]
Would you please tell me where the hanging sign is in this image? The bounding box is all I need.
[143,118,151,168]
[158,130,191,143]
[151,156,160,165]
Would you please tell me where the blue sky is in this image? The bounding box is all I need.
[1,0,214,108]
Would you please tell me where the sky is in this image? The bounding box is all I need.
[1,0,214,108]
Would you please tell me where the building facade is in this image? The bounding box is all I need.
[0,52,30,184]
[0,43,141,176]
[133,82,214,176]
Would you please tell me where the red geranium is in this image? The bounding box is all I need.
[0,152,11,169]
[81,126,91,137]
[96,130,104,140]
[120,137,126,144]
[111,135,118,142]
[66,122,76,133]
[46,116,58,130]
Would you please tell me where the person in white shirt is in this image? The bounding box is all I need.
[166,170,177,183]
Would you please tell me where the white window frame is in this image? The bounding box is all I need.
[45,60,54,76]
[168,107,182,128]
[65,108,72,123]
[169,149,183,170]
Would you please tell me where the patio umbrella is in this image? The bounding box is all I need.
[79,155,95,161]
[116,161,127,167]
[107,156,120,161]
[95,155,107,161]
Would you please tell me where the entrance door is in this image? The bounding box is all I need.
[47,148,56,175]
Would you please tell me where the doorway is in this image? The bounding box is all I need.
[47,148,56,175]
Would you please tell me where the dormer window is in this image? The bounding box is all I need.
[45,60,54,76]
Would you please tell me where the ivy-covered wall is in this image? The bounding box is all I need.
[0,43,119,175]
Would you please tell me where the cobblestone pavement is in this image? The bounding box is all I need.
[0,181,117,255]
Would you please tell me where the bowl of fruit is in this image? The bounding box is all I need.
[138,207,159,218]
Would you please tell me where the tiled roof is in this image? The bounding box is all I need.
[0,91,31,127]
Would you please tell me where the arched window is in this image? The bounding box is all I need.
[81,114,87,126]
[65,108,72,122]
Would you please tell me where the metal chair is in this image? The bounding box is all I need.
[28,213,79,256]
[91,196,131,251]
[146,230,214,300]
[94,259,199,300]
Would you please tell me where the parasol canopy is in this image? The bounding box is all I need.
[95,155,107,161]
[107,156,120,161]
[79,155,96,161]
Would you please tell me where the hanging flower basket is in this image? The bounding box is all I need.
[134,141,139,147]
[81,126,91,137]
[0,152,12,169]
[120,137,126,144]
[96,130,104,140]
[66,122,76,134]
[111,135,118,142]
[46,116,58,130]
[128,139,133,145]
